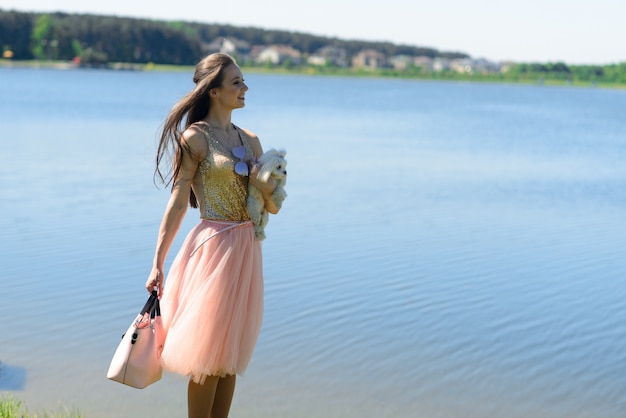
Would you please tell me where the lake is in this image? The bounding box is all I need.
[1,67,625,418]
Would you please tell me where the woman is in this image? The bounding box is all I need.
[145,53,281,418]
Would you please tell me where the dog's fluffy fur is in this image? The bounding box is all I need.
[247,148,287,240]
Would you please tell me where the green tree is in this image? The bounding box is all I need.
[31,14,54,59]
[0,10,34,59]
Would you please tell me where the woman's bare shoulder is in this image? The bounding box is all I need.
[240,127,263,157]
[240,127,258,140]
[182,124,209,161]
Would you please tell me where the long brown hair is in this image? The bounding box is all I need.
[154,53,237,207]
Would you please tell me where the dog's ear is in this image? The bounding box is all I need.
[258,148,277,165]
[258,161,274,182]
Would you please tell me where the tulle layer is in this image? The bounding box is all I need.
[160,220,263,383]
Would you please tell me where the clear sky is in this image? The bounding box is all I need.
[2,0,624,65]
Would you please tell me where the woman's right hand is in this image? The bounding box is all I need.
[145,267,164,298]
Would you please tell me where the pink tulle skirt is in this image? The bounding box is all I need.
[160,219,263,383]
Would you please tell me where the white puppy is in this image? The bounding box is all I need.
[247,148,287,240]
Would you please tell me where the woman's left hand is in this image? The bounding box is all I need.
[248,163,280,214]
[248,163,275,192]
[145,267,164,298]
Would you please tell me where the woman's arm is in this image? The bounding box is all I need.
[248,165,280,214]
[244,128,281,214]
[145,129,206,296]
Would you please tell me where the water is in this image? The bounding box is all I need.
[1,67,626,418]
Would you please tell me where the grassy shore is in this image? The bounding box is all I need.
[0,396,83,418]
[1,59,625,90]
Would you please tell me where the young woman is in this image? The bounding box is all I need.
[145,53,281,418]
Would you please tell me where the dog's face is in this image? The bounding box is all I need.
[258,149,288,182]
[270,158,287,179]
[261,156,287,182]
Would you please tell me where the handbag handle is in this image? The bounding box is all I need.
[125,291,160,342]
[140,291,158,316]
[150,296,161,320]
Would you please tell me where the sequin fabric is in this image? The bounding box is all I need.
[193,122,252,221]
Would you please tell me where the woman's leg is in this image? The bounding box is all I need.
[187,375,236,418]
[188,376,219,418]
[211,375,236,418]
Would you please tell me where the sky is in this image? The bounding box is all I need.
[2,0,624,65]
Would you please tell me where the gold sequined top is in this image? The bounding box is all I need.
[192,121,252,221]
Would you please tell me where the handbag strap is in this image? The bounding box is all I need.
[140,291,158,316]
[150,297,161,319]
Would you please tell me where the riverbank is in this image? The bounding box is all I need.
[0,396,83,418]
[1,59,625,90]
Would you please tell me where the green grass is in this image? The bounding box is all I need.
[2,59,625,90]
[0,395,84,418]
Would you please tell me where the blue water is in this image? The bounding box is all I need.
[1,67,626,418]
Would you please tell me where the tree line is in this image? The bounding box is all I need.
[0,9,466,65]
[409,61,626,85]
[1,10,624,86]
[506,62,626,84]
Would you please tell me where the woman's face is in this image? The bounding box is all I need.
[212,64,248,109]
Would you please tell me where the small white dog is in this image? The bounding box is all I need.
[247,148,287,240]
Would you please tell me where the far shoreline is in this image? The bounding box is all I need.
[1,59,624,91]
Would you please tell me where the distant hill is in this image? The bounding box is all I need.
[0,9,469,65]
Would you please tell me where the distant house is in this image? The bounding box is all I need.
[307,45,349,67]
[204,37,251,62]
[432,57,450,72]
[499,61,516,74]
[389,55,435,72]
[413,56,434,71]
[389,55,414,71]
[471,58,501,74]
[449,58,500,74]
[352,49,387,69]
[450,58,473,73]
[256,45,302,66]
[249,45,266,62]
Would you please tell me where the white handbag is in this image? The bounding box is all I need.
[107,291,165,389]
